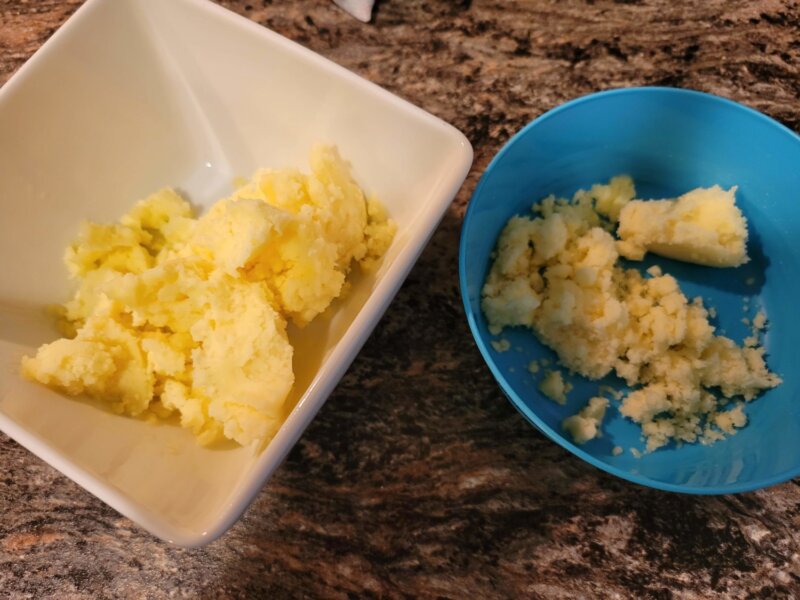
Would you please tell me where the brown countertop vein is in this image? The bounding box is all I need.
[2,0,800,598]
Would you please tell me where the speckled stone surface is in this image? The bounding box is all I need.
[2,0,800,598]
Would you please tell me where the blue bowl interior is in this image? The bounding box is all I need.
[460,88,800,493]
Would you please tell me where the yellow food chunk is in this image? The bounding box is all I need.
[482,176,780,452]
[64,189,194,278]
[575,175,636,222]
[562,397,609,444]
[538,370,571,405]
[22,296,156,417]
[225,144,396,325]
[491,339,511,353]
[713,404,747,434]
[22,145,395,448]
[617,185,748,267]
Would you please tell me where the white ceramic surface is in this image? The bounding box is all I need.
[0,0,472,546]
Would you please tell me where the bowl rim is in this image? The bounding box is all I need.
[459,86,800,495]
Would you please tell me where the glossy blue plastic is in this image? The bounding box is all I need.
[459,87,800,494]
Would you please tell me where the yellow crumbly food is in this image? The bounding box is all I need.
[482,176,781,451]
[22,144,396,447]
[743,309,768,348]
[491,339,511,353]
[562,397,609,444]
[616,185,748,267]
[538,370,571,405]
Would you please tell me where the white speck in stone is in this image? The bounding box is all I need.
[743,524,770,543]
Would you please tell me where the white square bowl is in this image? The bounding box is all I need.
[0,0,472,546]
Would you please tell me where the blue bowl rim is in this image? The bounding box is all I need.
[458,86,800,495]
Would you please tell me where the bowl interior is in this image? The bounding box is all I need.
[461,88,800,493]
[0,0,471,544]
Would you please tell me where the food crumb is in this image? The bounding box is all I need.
[630,448,642,459]
[707,307,717,319]
[491,339,511,353]
[741,317,750,326]
[647,265,664,277]
[646,265,663,277]
[528,360,540,374]
[713,404,747,433]
[562,397,609,444]
[743,310,768,348]
[538,370,571,405]
[745,277,756,286]
[612,446,624,456]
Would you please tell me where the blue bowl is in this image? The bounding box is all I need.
[459,87,800,494]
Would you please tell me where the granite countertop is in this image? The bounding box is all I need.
[2,0,800,597]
